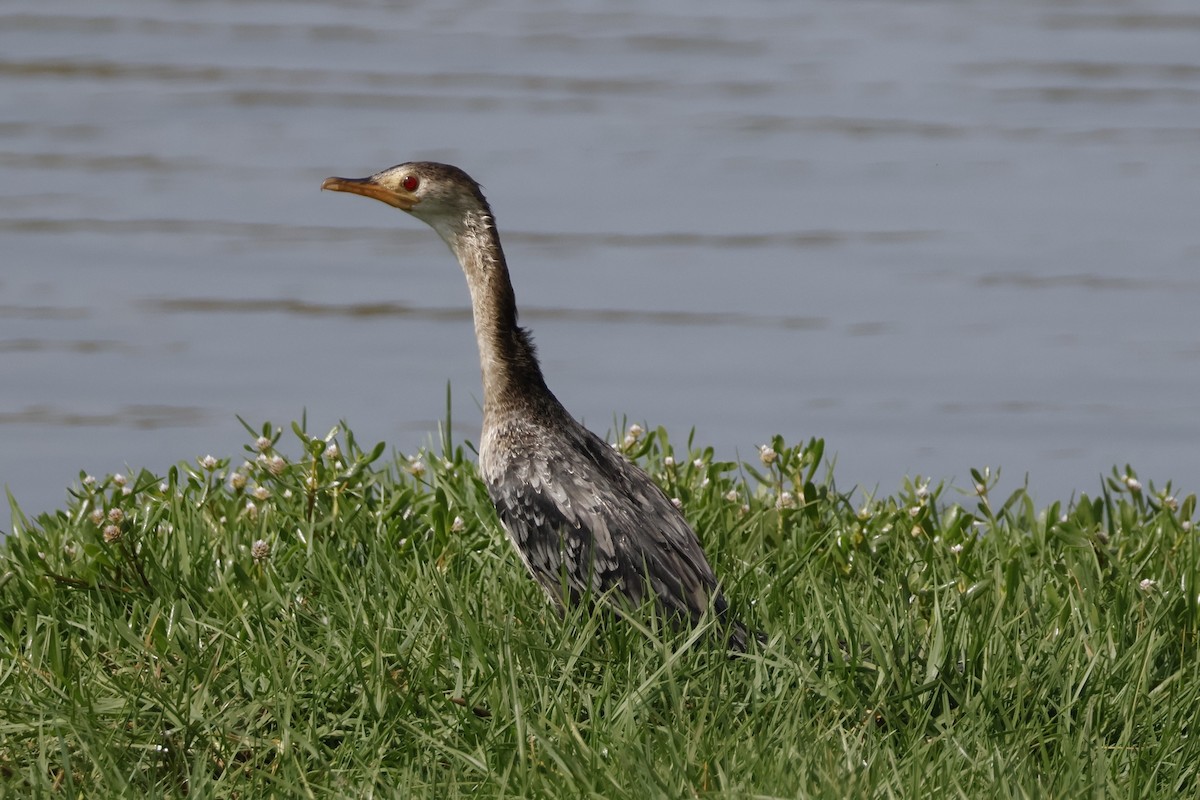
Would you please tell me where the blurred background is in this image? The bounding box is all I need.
[3,0,1199,521]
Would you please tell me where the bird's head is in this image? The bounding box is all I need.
[322,161,491,238]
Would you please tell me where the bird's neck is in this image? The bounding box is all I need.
[445,210,552,419]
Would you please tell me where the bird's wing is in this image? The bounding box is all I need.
[486,423,725,624]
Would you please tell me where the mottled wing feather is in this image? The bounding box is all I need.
[485,419,728,627]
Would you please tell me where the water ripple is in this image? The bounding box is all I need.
[145,297,828,331]
[0,338,130,354]
[0,58,714,97]
[0,152,205,172]
[1043,13,1200,32]
[0,404,208,429]
[962,60,1200,81]
[0,218,937,250]
[734,115,1200,143]
[977,272,1198,293]
[0,305,89,320]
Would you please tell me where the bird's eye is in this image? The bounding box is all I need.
[402,175,420,192]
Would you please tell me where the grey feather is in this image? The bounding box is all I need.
[481,408,745,647]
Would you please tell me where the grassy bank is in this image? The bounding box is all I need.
[1,420,1197,798]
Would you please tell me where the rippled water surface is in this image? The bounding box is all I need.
[3,0,1199,519]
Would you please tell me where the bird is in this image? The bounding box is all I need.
[322,161,749,649]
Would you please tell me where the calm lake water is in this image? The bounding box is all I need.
[3,0,1199,522]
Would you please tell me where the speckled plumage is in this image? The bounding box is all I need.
[323,161,747,649]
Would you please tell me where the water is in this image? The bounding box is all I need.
[3,0,1199,522]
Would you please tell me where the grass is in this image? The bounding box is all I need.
[1,416,1198,798]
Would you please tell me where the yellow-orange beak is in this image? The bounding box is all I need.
[321,176,419,211]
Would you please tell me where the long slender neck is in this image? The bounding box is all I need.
[442,209,553,419]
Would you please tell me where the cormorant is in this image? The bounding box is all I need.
[323,162,748,649]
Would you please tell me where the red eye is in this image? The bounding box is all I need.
[402,175,419,192]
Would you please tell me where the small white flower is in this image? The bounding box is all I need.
[701,478,711,489]
[88,509,105,526]
[268,455,286,476]
[230,472,247,491]
[198,454,218,470]
[1139,578,1157,593]
[692,458,705,470]
[255,436,272,453]
[122,486,132,496]
[112,473,127,488]
[663,456,675,468]
[107,508,124,523]
[244,501,258,520]
[82,474,96,487]
[623,433,638,448]
[916,482,930,501]
[777,491,795,509]
[908,505,921,518]
[1123,475,1142,493]
[1163,495,1178,512]
[283,489,293,499]
[974,483,986,496]
[408,458,427,477]
[671,497,683,509]
[325,442,340,460]
[725,489,739,502]
[253,486,270,501]
[759,445,777,466]
[102,525,121,543]
[739,503,750,515]
[158,482,169,493]
[627,423,644,440]
[451,515,465,532]
[950,543,964,555]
